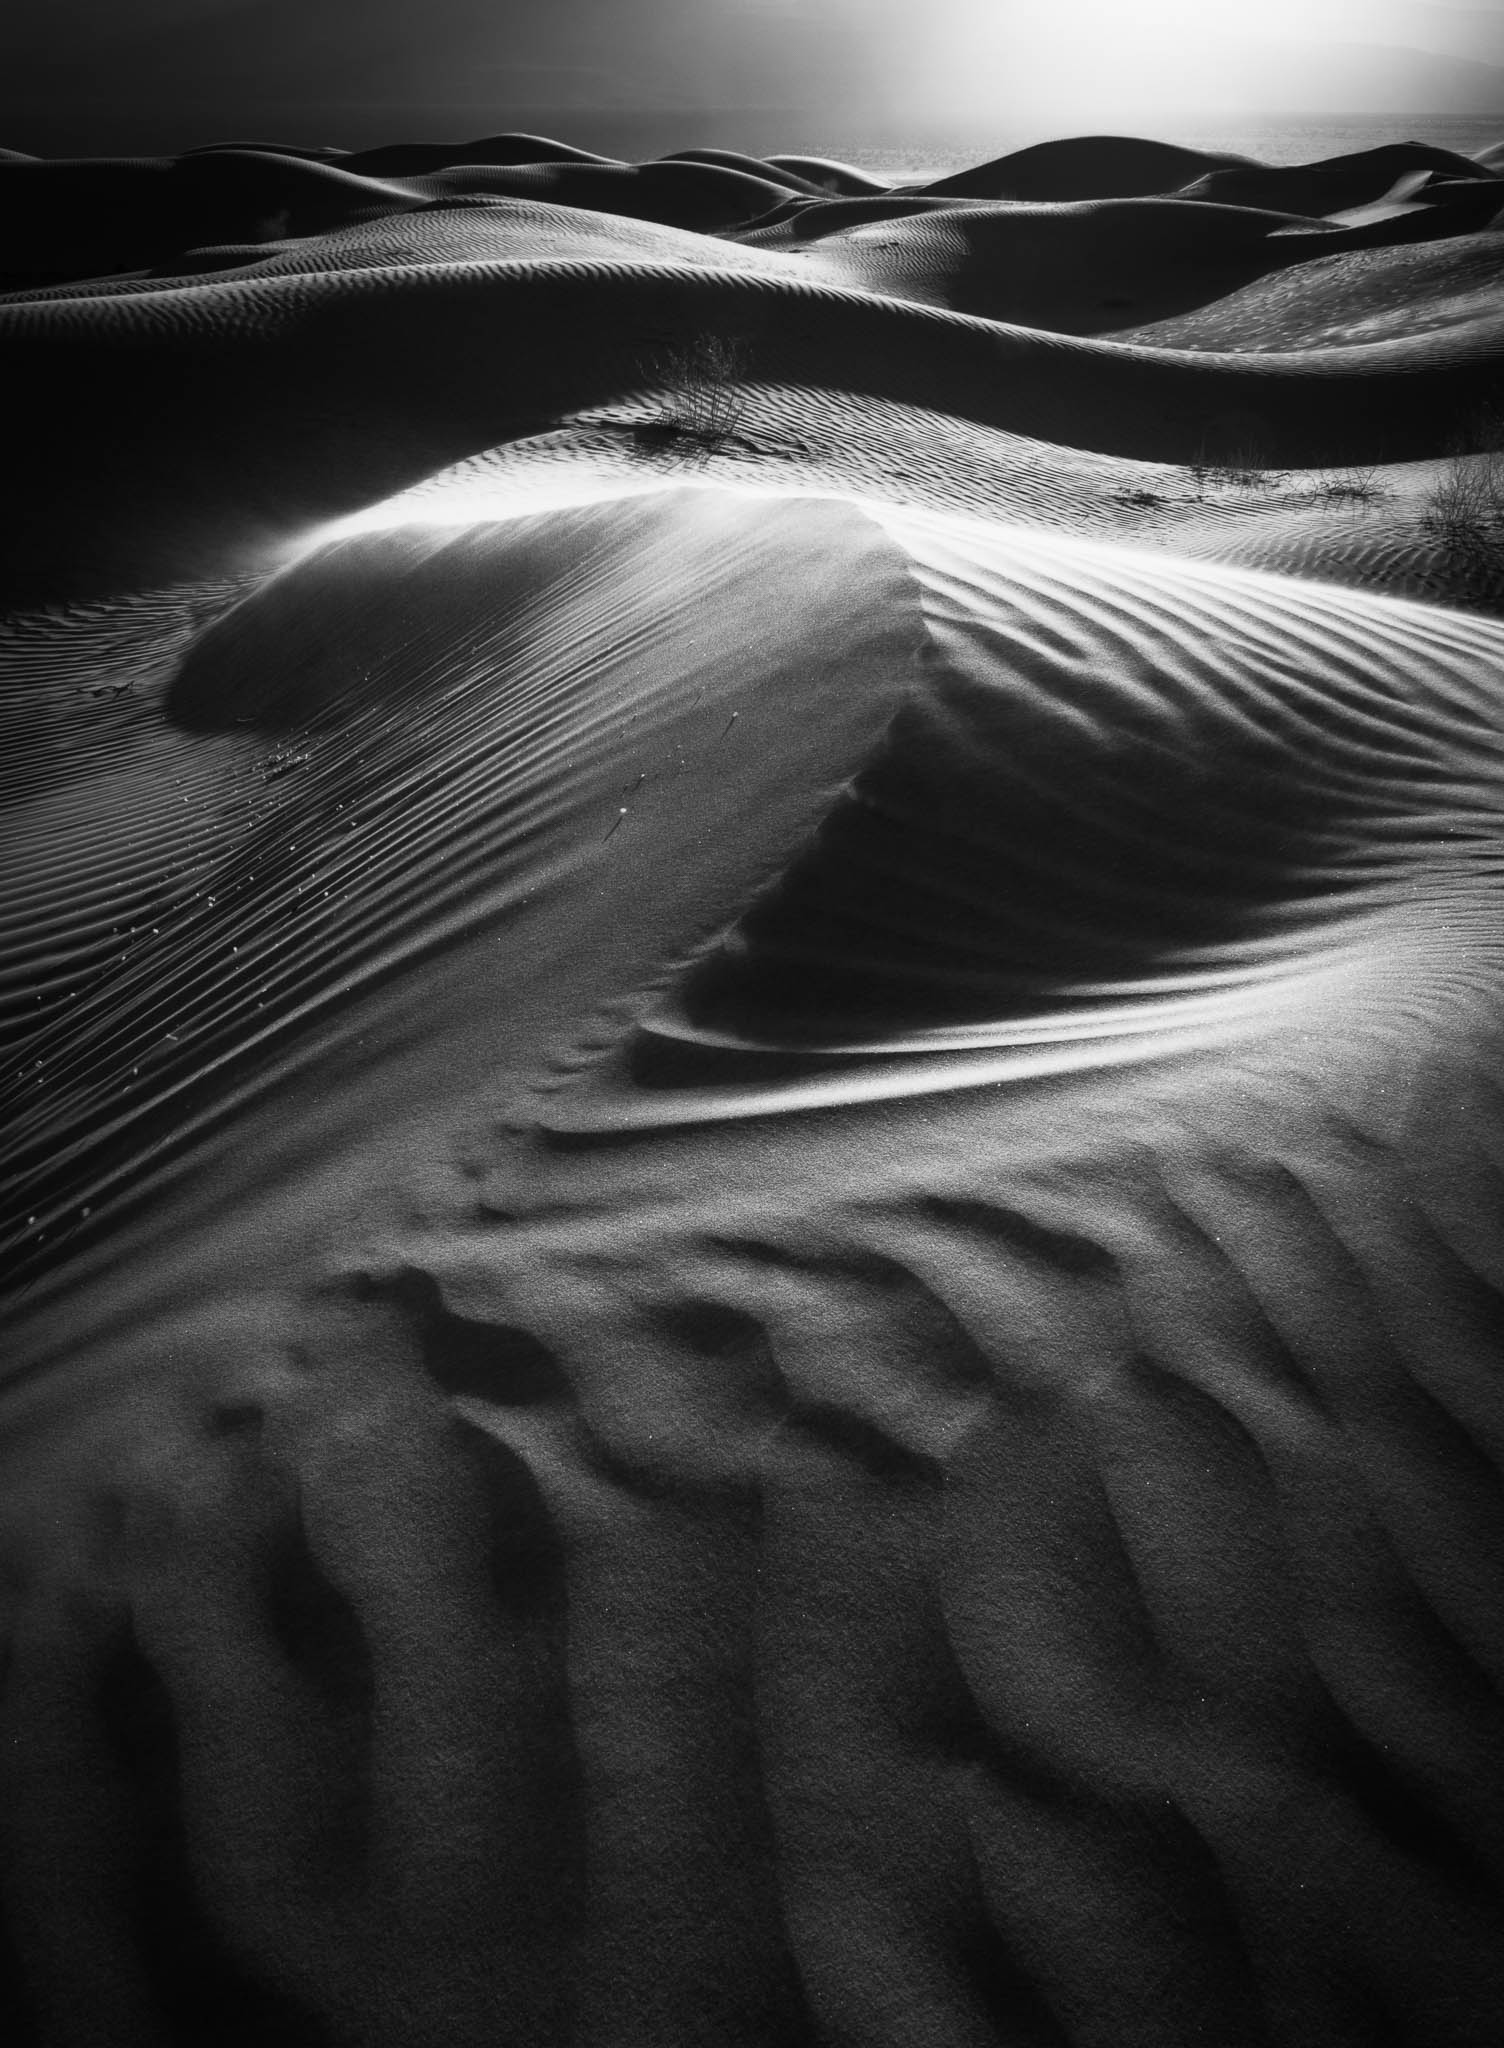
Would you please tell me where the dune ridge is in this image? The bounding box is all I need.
[6,250,1504,611]
[4,122,1504,2048]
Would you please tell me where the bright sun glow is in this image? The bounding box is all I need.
[902,0,1496,124]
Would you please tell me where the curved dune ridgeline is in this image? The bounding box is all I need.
[4,126,1504,2048]
[6,254,1504,608]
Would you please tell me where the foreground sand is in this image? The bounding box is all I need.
[3,129,1504,2048]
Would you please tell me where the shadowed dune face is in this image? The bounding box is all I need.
[0,151,431,286]
[5,126,1504,2048]
[408,158,802,231]
[1176,142,1500,218]
[537,504,1504,1128]
[764,152,892,196]
[663,148,839,198]
[659,522,1502,1035]
[0,493,929,1292]
[908,134,1262,202]
[741,196,1354,331]
[0,149,799,287]
[339,133,623,175]
[4,247,1503,609]
[1115,231,1504,355]
[9,491,1503,1275]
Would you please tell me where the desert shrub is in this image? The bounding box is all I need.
[1211,446,1286,490]
[1180,423,1289,496]
[1421,408,1504,535]
[1414,403,1504,611]
[1184,443,1286,497]
[1211,463,1281,490]
[1304,465,1391,506]
[627,333,748,468]
[1420,455,1503,541]
[1418,448,1504,609]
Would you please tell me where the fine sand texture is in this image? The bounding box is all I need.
[4,127,1504,2048]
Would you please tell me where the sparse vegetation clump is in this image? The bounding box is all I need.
[1210,459,1286,492]
[1419,455,1504,540]
[1303,465,1391,507]
[1417,404,1504,612]
[626,333,750,469]
[1182,442,1287,499]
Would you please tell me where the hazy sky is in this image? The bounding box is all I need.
[900,1,1504,119]
[4,0,1503,141]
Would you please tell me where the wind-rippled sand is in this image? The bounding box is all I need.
[3,127,1504,2048]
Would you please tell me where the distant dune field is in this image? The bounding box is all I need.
[3,124,1504,2048]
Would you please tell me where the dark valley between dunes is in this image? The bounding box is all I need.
[4,106,1504,2048]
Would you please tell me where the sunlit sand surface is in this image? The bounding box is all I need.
[3,126,1504,2048]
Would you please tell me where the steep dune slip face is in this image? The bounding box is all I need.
[553,513,1504,1125]
[3,131,1504,2048]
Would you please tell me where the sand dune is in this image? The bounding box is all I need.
[1118,230,1504,351]
[339,134,621,175]
[4,125,1504,2048]
[907,135,1260,201]
[5,240,1504,605]
[736,195,1404,331]
[764,152,891,196]
[1173,141,1498,218]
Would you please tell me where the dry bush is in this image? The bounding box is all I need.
[1184,435,1286,497]
[1419,451,1504,612]
[627,333,748,468]
[1210,454,1287,491]
[1412,404,1504,612]
[1304,465,1392,507]
[1416,404,1503,582]
[1212,465,1280,490]
[1420,401,1504,538]
[1420,454,1504,541]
